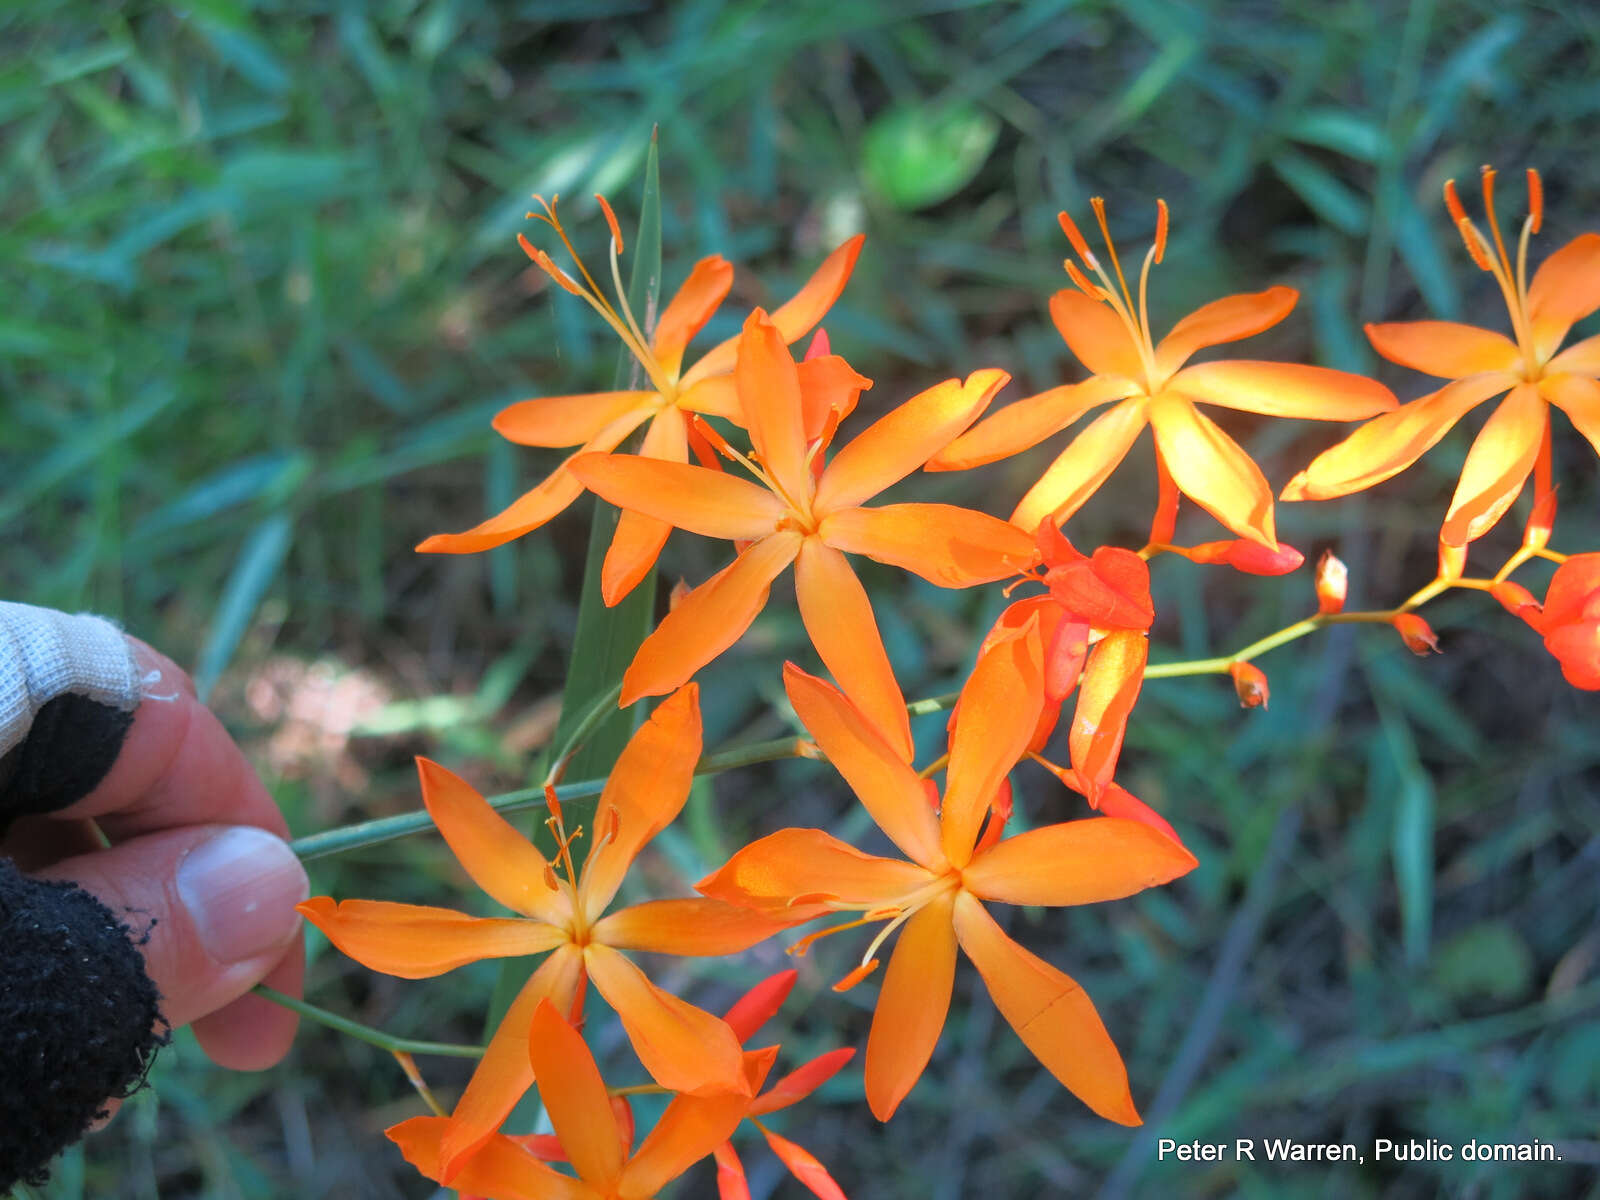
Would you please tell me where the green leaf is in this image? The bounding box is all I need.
[193,512,292,703]
[1271,149,1370,237]
[1375,699,1433,966]
[861,102,999,211]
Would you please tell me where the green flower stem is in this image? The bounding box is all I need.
[253,985,484,1058]
[290,734,822,862]
[544,679,624,783]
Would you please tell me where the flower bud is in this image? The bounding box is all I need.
[1392,613,1440,656]
[1184,539,1304,575]
[1315,550,1347,614]
[668,577,692,611]
[1525,487,1557,550]
[1229,661,1269,709]
[1490,580,1541,625]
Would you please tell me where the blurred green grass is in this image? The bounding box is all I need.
[5,1,1600,1197]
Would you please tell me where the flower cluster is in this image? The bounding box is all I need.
[299,166,1600,1198]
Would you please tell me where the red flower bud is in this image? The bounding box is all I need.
[1315,550,1347,615]
[1392,613,1440,656]
[1490,580,1541,626]
[1182,539,1304,575]
[1229,661,1269,709]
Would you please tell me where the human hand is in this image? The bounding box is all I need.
[4,637,306,1072]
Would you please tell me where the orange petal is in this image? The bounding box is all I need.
[927,375,1135,471]
[1048,289,1145,379]
[1440,383,1548,546]
[527,1001,625,1190]
[1171,360,1397,420]
[713,1141,752,1200]
[1148,395,1275,546]
[814,369,1009,513]
[620,1048,779,1198]
[682,236,865,387]
[734,310,811,503]
[675,372,741,421]
[579,684,703,921]
[697,827,936,920]
[567,452,784,541]
[1547,332,1600,378]
[963,816,1197,906]
[600,408,688,606]
[618,531,802,705]
[297,898,566,978]
[951,892,1139,1125]
[793,541,915,763]
[1152,286,1297,377]
[747,1046,856,1116]
[722,970,798,1044]
[439,945,585,1181]
[592,898,788,956]
[819,503,1036,588]
[1363,320,1522,379]
[387,1117,595,1200]
[1010,397,1148,533]
[941,622,1044,869]
[782,662,941,865]
[1279,371,1514,500]
[797,353,872,444]
[1528,233,1600,360]
[865,889,957,1121]
[492,391,658,448]
[415,758,572,925]
[583,944,750,1097]
[652,256,734,380]
[417,409,651,554]
[1541,372,1600,460]
[1067,631,1148,803]
[761,1128,848,1200]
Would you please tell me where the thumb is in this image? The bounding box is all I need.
[34,824,308,1038]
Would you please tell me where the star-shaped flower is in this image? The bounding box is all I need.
[699,627,1197,1122]
[1283,167,1600,548]
[299,686,781,1180]
[569,310,1034,760]
[930,198,1396,544]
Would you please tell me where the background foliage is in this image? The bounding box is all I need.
[5,1,1599,1196]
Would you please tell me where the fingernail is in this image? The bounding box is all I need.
[177,827,309,963]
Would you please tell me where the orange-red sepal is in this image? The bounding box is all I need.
[1392,613,1440,656]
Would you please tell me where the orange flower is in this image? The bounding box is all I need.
[298,686,782,1180]
[713,970,855,1200]
[420,193,864,606]
[1505,553,1600,689]
[930,198,1396,545]
[388,1000,778,1200]
[568,310,1035,759]
[978,524,1155,811]
[519,969,854,1200]
[698,629,1198,1124]
[1283,167,1600,547]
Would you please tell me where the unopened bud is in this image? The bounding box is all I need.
[668,577,691,611]
[1525,488,1557,550]
[1392,613,1440,656]
[1229,661,1270,709]
[1184,539,1304,576]
[1315,550,1348,614]
[1490,580,1541,626]
[1437,539,1468,582]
